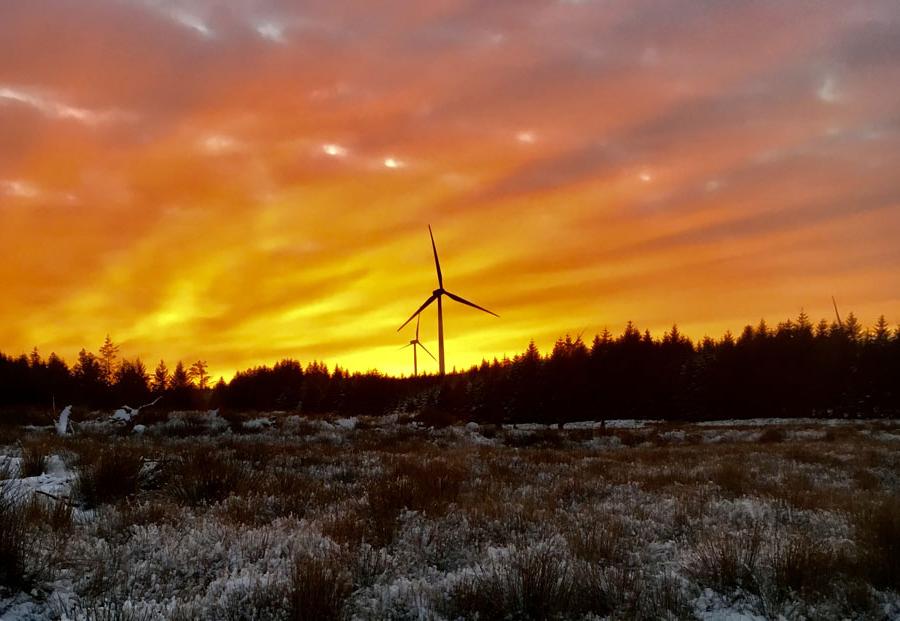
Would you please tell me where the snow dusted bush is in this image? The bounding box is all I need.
[446,540,575,619]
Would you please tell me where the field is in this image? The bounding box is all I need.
[1,413,899,620]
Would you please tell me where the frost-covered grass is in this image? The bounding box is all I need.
[0,415,898,620]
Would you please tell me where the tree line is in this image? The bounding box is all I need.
[1,312,898,424]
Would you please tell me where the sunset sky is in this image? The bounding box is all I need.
[2,0,900,379]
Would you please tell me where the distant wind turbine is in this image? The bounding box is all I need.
[398,225,498,375]
[832,296,843,328]
[400,314,436,376]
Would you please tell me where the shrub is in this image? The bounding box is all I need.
[854,498,900,590]
[636,572,692,620]
[758,428,785,444]
[447,544,574,620]
[366,457,468,544]
[25,494,72,534]
[166,446,250,505]
[0,488,29,588]
[74,447,144,507]
[289,552,352,621]
[567,519,627,564]
[19,442,48,477]
[211,577,291,621]
[712,461,747,497]
[567,562,629,618]
[690,526,763,592]
[769,534,841,600]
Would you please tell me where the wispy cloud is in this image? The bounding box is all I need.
[1,179,40,199]
[0,86,131,126]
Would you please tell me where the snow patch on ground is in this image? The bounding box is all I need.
[696,418,860,427]
[0,454,75,500]
[693,588,768,620]
[334,417,358,430]
[242,417,274,430]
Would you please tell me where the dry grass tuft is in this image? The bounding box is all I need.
[366,456,468,544]
[165,446,252,505]
[758,428,785,444]
[448,545,574,620]
[0,488,30,588]
[74,446,144,507]
[854,498,900,590]
[636,572,693,620]
[289,552,352,621]
[769,534,845,600]
[19,442,48,477]
[712,461,748,497]
[690,525,763,592]
[567,518,627,564]
[25,494,73,534]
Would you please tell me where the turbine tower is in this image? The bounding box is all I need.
[400,314,436,376]
[832,296,843,328]
[398,225,498,375]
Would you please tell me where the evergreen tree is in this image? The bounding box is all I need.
[152,360,169,393]
[170,361,190,390]
[98,335,120,385]
[188,360,210,390]
[167,361,194,409]
[29,346,42,368]
[72,348,104,404]
[873,315,891,343]
[844,313,863,341]
[115,359,150,404]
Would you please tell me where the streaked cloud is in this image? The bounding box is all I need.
[255,20,286,43]
[1,179,40,199]
[199,134,241,155]
[0,85,130,126]
[818,76,839,103]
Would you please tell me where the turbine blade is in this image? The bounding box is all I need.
[832,296,843,327]
[417,341,437,361]
[416,313,420,340]
[399,343,413,350]
[429,224,443,289]
[444,290,499,318]
[397,294,437,331]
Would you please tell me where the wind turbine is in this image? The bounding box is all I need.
[401,314,436,376]
[398,225,498,375]
[832,296,843,328]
